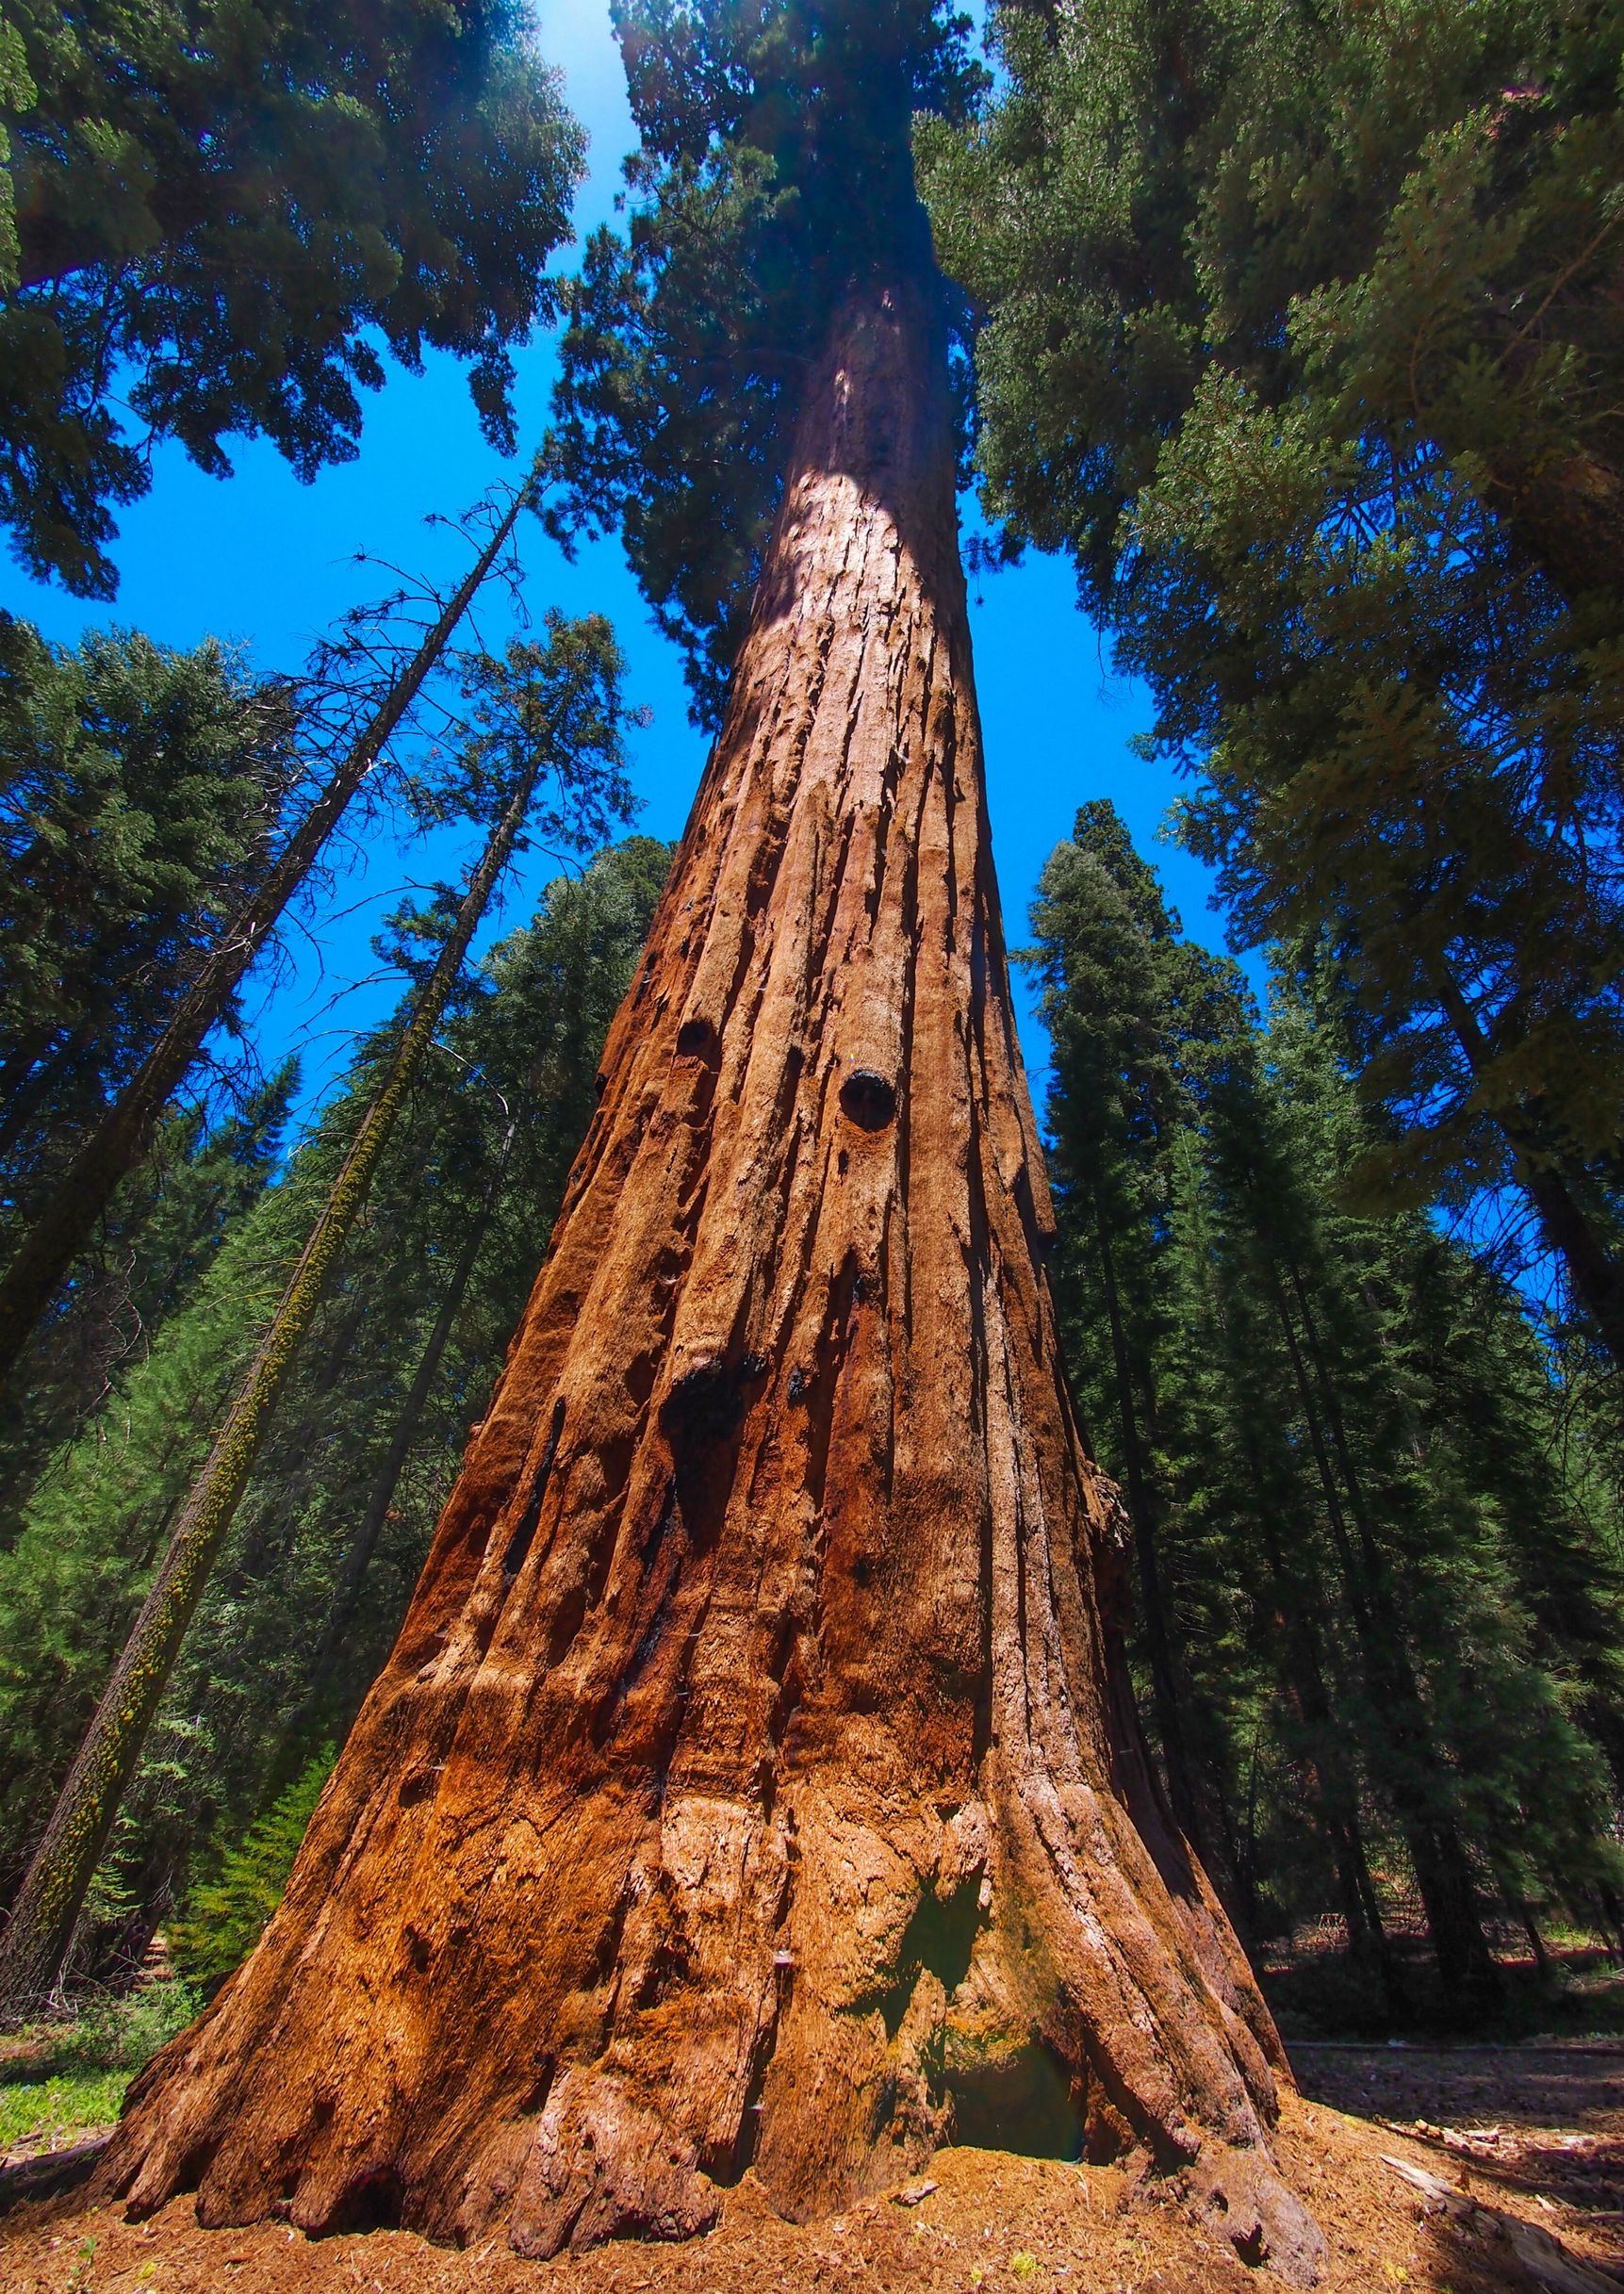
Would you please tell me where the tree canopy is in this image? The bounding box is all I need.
[919,0,1624,1352]
[549,0,983,722]
[918,0,1624,622]
[0,0,584,596]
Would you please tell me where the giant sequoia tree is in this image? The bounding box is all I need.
[97,8,1323,2276]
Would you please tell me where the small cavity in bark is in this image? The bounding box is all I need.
[662,1357,753,1442]
[675,1017,717,1059]
[840,1069,897,1130]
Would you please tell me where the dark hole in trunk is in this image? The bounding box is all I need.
[947,2040,1084,2162]
[840,1069,896,1130]
[323,2165,405,2235]
[877,1879,981,2038]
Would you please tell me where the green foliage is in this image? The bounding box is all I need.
[1028,803,1624,1994]
[0,1976,200,2143]
[920,0,1624,617]
[1027,800,1251,1849]
[0,615,298,1222]
[169,1750,333,1986]
[448,611,641,852]
[1124,382,1624,1258]
[0,0,585,595]
[0,1068,297,1548]
[0,2069,127,2146]
[27,1977,200,2073]
[0,835,670,1942]
[549,0,984,722]
[920,0,1624,1346]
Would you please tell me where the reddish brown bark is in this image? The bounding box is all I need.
[99,284,1323,2284]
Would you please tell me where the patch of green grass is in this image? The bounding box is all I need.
[49,1978,199,2073]
[0,1975,200,2159]
[6,1977,199,2084]
[0,2070,128,2151]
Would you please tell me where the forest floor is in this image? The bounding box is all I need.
[3,2047,1623,2294]
[5,1948,1624,2293]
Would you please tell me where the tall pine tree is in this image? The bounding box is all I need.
[919,0,1624,1359]
[1028,802,1624,2014]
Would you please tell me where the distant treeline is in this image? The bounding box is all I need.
[0,615,669,1971]
[1031,802,1624,2011]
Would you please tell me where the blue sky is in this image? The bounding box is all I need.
[0,1,1232,1133]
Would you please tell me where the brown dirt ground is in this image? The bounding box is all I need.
[1291,2040,1624,2277]
[5,2047,1624,2294]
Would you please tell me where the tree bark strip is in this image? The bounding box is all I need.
[98,286,1324,2284]
[0,758,544,2019]
[0,475,533,1396]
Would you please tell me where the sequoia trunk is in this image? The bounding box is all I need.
[100,286,1323,2283]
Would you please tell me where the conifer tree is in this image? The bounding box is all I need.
[0,616,295,1220]
[918,1,1624,1357]
[918,0,1624,620]
[1026,801,1245,1864]
[168,1751,336,1991]
[0,1075,315,1940]
[0,615,637,2017]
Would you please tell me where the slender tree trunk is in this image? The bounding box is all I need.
[299,1123,517,1729]
[0,475,533,1397]
[1597,1883,1624,1962]
[1263,1265,1494,2005]
[97,285,1323,2284]
[1279,1260,1499,2004]
[1251,1500,1388,1976]
[0,1020,93,1164]
[1515,1899,1551,1982]
[1226,1373,1388,1971]
[0,762,543,2021]
[1087,1184,1205,1855]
